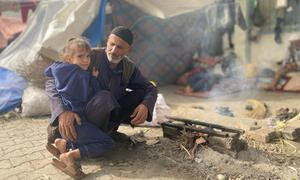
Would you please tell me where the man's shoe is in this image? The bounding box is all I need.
[110,131,130,142]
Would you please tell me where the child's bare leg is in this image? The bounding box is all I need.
[54,138,67,154]
[265,67,289,90]
[59,149,81,167]
[272,68,287,87]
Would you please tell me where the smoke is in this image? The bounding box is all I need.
[110,0,248,86]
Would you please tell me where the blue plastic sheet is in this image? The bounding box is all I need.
[0,67,27,114]
[82,0,107,47]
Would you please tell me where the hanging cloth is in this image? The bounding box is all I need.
[276,0,288,9]
[251,0,265,27]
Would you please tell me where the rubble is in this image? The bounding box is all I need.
[245,99,268,119]
[246,128,282,143]
[216,174,226,180]
[215,106,234,117]
[275,108,299,121]
[146,138,160,146]
[282,126,300,140]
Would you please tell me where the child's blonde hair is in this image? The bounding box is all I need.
[62,37,91,60]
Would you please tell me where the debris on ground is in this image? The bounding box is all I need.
[146,138,160,146]
[288,113,300,123]
[245,99,268,119]
[216,174,226,180]
[264,108,300,141]
[215,106,234,117]
[161,116,248,162]
[130,131,161,147]
[192,105,205,110]
[178,131,208,160]
[130,131,146,144]
[275,108,299,121]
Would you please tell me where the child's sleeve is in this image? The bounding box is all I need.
[44,64,55,77]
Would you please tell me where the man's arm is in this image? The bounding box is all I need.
[127,67,158,124]
[45,78,80,141]
[45,78,65,126]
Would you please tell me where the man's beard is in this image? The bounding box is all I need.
[106,51,123,64]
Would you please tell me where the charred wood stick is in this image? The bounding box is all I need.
[161,122,238,138]
[166,116,244,134]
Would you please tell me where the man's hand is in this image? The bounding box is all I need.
[58,111,81,141]
[130,104,148,125]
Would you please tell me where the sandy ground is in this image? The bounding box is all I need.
[1,85,300,180]
[85,86,300,180]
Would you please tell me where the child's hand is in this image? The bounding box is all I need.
[92,67,99,78]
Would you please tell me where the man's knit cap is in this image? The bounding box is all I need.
[111,26,133,45]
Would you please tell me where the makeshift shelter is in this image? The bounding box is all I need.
[0,0,107,115]
[110,0,246,85]
[0,16,26,50]
[0,0,246,116]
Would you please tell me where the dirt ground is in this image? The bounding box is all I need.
[91,125,299,180]
[81,86,300,180]
[1,85,300,180]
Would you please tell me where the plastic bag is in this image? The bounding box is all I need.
[21,85,51,117]
[140,93,171,127]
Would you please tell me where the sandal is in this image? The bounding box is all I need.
[46,144,61,158]
[51,158,86,179]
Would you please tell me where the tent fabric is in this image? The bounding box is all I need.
[0,16,26,49]
[0,0,66,78]
[0,67,27,114]
[0,1,18,12]
[0,0,247,116]
[41,0,102,59]
[0,0,105,116]
[0,0,245,86]
[83,0,107,47]
[124,0,212,19]
[110,0,246,85]
[0,0,103,87]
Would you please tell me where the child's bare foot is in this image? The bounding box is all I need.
[54,138,67,154]
[183,86,194,93]
[59,152,75,167]
[262,84,277,91]
[52,150,84,178]
[59,149,81,167]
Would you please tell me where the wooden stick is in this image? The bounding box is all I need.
[166,115,244,134]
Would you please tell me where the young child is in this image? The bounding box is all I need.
[182,55,223,93]
[44,37,114,178]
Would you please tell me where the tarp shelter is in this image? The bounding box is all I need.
[0,0,107,114]
[110,0,246,85]
[0,16,26,50]
[0,67,26,114]
[0,0,246,116]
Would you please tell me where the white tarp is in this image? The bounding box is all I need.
[124,0,212,19]
[0,0,101,117]
[0,0,64,71]
[0,0,101,73]
[41,0,101,60]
